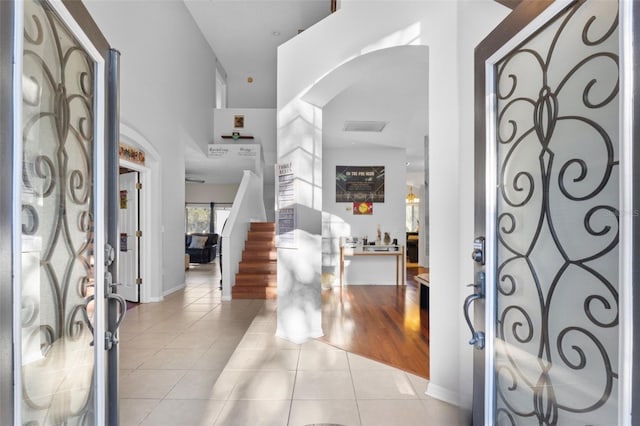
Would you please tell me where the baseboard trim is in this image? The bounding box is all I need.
[425,382,460,406]
[163,283,185,297]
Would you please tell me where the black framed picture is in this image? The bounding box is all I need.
[336,166,385,202]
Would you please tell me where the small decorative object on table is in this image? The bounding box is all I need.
[383,232,391,245]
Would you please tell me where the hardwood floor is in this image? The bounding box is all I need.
[319,266,430,379]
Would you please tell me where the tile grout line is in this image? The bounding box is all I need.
[285,343,302,426]
[346,352,364,426]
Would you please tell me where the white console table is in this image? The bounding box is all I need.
[339,245,405,287]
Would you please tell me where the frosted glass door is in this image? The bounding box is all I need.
[492,1,619,424]
[20,0,104,423]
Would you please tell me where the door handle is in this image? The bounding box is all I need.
[79,292,126,349]
[80,294,96,346]
[463,273,485,350]
[108,293,127,331]
[103,246,127,350]
[105,293,127,350]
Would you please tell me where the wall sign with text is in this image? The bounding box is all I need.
[276,162,296,248]
[336,166,385,202]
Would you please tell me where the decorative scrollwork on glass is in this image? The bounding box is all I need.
[494,1,619,424]
[20,0,96,423]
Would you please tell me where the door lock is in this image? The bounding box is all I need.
[105,243,115,266]
[471,236,485,265]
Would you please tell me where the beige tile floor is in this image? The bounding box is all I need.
[118,262,467,426]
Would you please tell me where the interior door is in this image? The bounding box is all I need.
[118,171,140,302]
[471,1,636,425]
[10,0,123,424]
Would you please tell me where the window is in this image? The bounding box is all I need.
[185,203,232,234]
[406,204,419,232]
[215,66,227,109]
[185,204,212,234]
[214,205,231,234]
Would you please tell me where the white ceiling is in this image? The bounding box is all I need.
[305,45,428,177]
[184,0,331,107]
[183,1,428,188]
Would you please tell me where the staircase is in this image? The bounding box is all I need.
[232,222,277,299]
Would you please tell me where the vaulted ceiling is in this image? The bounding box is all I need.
[184,0,332,108]
[183,1,429,188]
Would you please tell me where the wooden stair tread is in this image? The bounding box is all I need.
[235,273,277,286]
[249,222,275,231]
[235,274,276,279]
[232,222,277,300]
[238,267,277,274]
[232,286,277,299]
[245,241,276,248]
[247,231,275,238]
[242,253,277,261]
[238,267,276,271]
[233,285,277,291]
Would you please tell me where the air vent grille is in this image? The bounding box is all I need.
[343,121,387,132]
[185,177,205,183]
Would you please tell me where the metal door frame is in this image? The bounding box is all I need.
[107,48,122,422]
[625,0,640,421]
[0,1,16,424]
[473,1,638,424]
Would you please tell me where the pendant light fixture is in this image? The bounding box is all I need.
[406,186,419,204]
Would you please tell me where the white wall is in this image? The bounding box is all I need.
[275,96,323,343]
[213,108,277,220]
[186,183,239,204]
[277,0,509,408]
[456,0,511,408]
[278,0,462,402]
[322,148,406,285]
[120,124,164,303]
[213,108,276,146]
[85,1,217,295]
[226,73,276,110]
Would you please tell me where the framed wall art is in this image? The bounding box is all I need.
[336,166,385,202]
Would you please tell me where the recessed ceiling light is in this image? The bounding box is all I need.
[272,31,281,36]
[343,121,387,132]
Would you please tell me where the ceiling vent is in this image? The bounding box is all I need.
[185,177,205,183]
[343,121,387,132]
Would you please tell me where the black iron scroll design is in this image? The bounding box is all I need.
[21,0,95,422]
[494,1,619,425]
